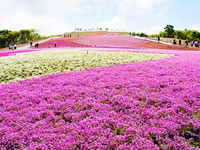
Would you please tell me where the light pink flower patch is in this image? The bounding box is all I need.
[75,34,148,48]
[37,40,89,48]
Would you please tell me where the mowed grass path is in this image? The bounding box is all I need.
[0,50,173,84]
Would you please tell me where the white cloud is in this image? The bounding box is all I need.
[1,12,74,35]
[136,25,163,34]
[188,24,200,31]
[85,0,116,16]
[97,0,169,33]
[98,16,126,30]
[148,25,163,34]
[0,0,87,35]
[117,0,166,17]
[0,0,169,35]
[36,0,86,16]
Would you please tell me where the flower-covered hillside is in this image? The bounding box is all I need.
[0,49,199,149]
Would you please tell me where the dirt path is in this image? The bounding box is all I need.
[134,36,199,51]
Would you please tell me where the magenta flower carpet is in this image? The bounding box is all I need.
[0,50,39,57]
[0,48,199,149]
[37,40,89,48]
[75,34,148,48]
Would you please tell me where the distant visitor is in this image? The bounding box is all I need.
[191,41,194,47]
[173,39,177,45]
[30,41,33,47]
[14,44,16,50]
[35,43,39,48]
[158,36,160,43]
[185,40,188,47]
[179,39,181,45]
[9,44,13,50]
[49,42,52,48]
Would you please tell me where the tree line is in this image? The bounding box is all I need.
[0,29,46,48]
[150,25,200,41]
[135,25,200,41]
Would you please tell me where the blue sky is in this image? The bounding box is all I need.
[0,0,199,35]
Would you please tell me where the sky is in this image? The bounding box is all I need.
[0,0,200,36]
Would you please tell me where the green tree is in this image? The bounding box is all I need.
[175,30,186,39]
[164,25,175,38]
[0,29,45,48]
[186,30,200,41]
[19,29,35,43]
[9,31,20,44]
[0,30,11,48]
[159,31,168,38]
[0,29,10,35]
[31,32,41,41]
[138,32,148,37]
[0,35,6,48]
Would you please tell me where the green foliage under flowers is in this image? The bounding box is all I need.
[0,50,173,84]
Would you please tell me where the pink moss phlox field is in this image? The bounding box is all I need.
[75,34,148,48]
[0,49,200,149]
[0,50,38,57]
[37,40,89,48]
